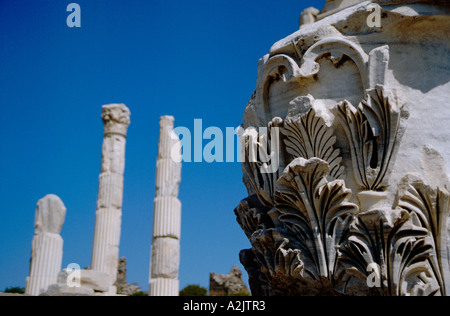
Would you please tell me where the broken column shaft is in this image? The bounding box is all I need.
[91,103,130,295]
[149,116,182,296]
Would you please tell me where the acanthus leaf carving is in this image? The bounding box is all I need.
[336,209,439,296]
[274,158,359,282]
[250,229,305,293]
[282,108,345,180]
[395,174,450,296]
[241,118,285,207]
[335,85,408,192]
[234,195,274,240]
[236,33,448,296]
[239,248,274,297]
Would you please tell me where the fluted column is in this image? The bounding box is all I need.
[91,104,130,295]
[149,116,182,296]
[25,195,66,296]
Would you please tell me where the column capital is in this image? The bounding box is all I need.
[102,104,131,137]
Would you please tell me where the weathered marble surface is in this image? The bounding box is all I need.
[25,195,66,296]
[236,0,450,296]
[149,116,182,296]
[91,103,130,295]
[116,257,142,295]
[209,266,250,296]
[57,269,110,292]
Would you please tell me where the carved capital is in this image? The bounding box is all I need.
[102,104,131,137]
[236,0,449,295]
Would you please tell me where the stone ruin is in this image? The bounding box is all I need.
[116,257,142,296]
[235,0,450,296]
[209,266,250,296]
[21,0,450,297]
[25,195,66,296]
[24,105,182,296]
[91,103,131,295]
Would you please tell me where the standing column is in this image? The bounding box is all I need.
[149,116,182,296]
[91,104,130,295]
[26,195,66,296]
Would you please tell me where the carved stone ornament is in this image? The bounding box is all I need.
[235,0,450,296]
[102,103,131,137]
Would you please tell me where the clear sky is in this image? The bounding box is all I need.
[0,0,325,292]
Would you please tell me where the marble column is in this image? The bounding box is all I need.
[91,103,130,295]
[149,116,182,296]
[25,195,66,296]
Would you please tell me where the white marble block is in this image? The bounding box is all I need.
[150,238,180,280]
[149,278,179,297]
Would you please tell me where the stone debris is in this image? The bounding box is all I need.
[209,266,250,296]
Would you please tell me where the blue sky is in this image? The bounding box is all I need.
[0,0,325,292]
